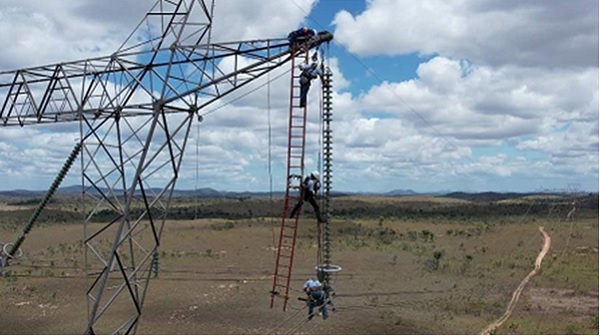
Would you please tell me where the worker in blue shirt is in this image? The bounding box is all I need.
[287,27,317,47]
[298,59,323,108]
[303,278,328,320]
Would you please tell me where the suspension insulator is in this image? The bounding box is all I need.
[318,68,336,288]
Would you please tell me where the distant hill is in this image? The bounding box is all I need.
[0,186,591,200]
[384,189,418,196]
[442,191,564,201]
[0,186,283,198]
[0,189,45,197]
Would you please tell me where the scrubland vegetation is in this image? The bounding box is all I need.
[0,193,597,334]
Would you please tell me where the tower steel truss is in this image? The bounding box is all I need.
[0,0,331,333]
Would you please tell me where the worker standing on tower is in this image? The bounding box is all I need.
[288,27,317,47]
[289,171,323,223]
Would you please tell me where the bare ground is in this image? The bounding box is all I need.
[0,213,598,334]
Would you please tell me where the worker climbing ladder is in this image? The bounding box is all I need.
[270,46,311,310]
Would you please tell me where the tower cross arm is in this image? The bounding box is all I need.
[0,32,333,127]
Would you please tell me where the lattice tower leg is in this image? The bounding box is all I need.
[81,106,194,334]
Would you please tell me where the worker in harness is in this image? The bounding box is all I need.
[298,53,323,108]
[289,171,324,223]
[303,278,328,320]
[287,27,317,47]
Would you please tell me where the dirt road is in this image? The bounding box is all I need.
[480,226,552,335]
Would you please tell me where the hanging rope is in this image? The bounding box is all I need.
[194,112,200,221]
[267,72,273,203]
[267,66,279,262]
[266,44,274,202]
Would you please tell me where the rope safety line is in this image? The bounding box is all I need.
[266,65,278,262]
[194,112,200,221]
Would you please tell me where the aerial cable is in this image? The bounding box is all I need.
[267,68,279,262]
[282,300,333,335]
[284,314,312,335]
[264,304,305,334]
[266,59,274,204]
[267,74,273,203]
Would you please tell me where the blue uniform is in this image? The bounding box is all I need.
[288,27,317,45]
[303,279,328,320]
[298,62,322,108]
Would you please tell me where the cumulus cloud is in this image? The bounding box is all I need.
[0,0,319,191]
[0,0,316,70]
[331,44,597,192]
[333,0,598,68]
[0,0,141,69]
[354,56,598,145]
[0,0,596,193]
[212,0,316,41]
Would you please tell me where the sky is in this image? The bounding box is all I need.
[0,0,598,194]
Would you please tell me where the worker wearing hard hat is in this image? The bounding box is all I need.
[287,27,318,47]
[289,171,323,223]
[298,57,323,108]
[303,278,328,320]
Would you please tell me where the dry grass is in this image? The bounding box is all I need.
[0,196,597,334]
[336,195,471,204]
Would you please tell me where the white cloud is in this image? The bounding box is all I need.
[333,0,598,68]
[0,0,316,71]
[354,56,598,146]
[212,0,317,41]
[0,0,596,193]
[329,47,597,192]
[0,1,139,69]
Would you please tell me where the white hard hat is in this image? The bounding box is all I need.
[311,171,320,180]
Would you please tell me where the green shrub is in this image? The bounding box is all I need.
[209,222,235,231]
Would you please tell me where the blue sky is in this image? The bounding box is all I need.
[0,0,597,194]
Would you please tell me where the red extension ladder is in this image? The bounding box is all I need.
[270,47,310,311]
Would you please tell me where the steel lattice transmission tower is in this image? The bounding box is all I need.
[0,0,330,333]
